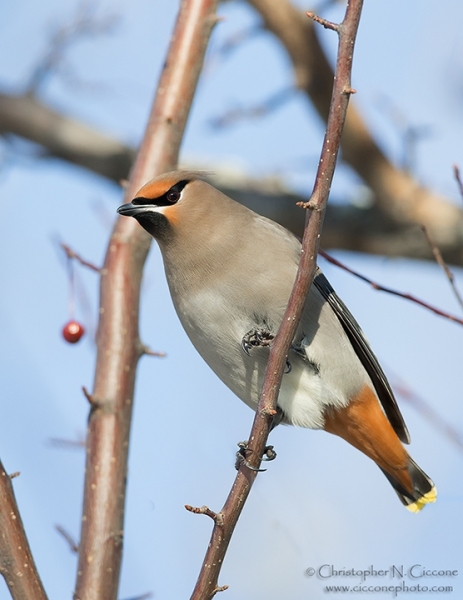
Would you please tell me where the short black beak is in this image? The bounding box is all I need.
[117,202,151,217]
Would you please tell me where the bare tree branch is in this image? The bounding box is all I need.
[190,2,363,597]
[60,242,102,273]
[0,92,134,180]
[421,226,463,312]
[2,87,462,264]
[55,524,79,554]
[27,0,119,95]
[319,249,463,326]
[0,461,48,600]
[246,0,463,254]
[73,2,219,599]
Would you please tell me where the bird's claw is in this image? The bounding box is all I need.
[262,445,277,461]
[242,329,292,373]
[241,328,274,356]
[235,441,277,471]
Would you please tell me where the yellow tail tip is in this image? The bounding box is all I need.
[406,486,437,513]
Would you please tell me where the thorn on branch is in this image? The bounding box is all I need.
[262,407,278,418]
[306,11,340,32]
[212,584,229,594]
[185,505,224,525]
[55,524,79,553]
[296,199,321,211]
[82,385,101,407]
[140,344,167,358]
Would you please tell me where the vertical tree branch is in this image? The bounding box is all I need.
[74,2,218,599]
[0,462,48,600]
[190,2,364,598]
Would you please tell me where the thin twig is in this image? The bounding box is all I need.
[0,460,49,599]
[61,242,102,273]
[207,24,262,66]
[27,0,119,95]
[48,437,86,450]
[392,375,463,452]
[190,3,363,598]
[55,524,79,553]
[140,344,166,358]
[185,505,224,524]
[306,11,339,31]
[74,2,219,600]
[209,86,295,128]
[453,164,463,201]
[120,593,153,600]
[421,226,463,311]
[319,249,463,326]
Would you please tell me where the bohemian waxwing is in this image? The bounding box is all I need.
[117,170,436,512]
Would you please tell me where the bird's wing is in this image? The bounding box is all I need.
[313,269,410,444]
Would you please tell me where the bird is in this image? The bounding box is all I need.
[117,170,436,512]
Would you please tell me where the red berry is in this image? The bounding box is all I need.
[62,320,85,343]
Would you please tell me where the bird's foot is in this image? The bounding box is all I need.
[241,328,292,373]
[235,441,277,472]
[241,328,274,355]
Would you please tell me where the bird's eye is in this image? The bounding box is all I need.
[166,190,180,203]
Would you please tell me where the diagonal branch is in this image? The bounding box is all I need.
[0,92,135,181]
[421,226,463,312]
[0,461,48,600]
[246,0,463,254]
[73,2,219,599]
[190,2,364,598]
[319,249,463,327]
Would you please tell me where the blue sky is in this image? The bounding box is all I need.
[1,1,463,598]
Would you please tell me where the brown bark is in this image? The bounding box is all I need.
[0,463,48,600]
[73,2,219,599]
[190,2,364,597]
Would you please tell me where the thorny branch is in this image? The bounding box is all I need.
[73,2,219,600]
[190,2,364,598]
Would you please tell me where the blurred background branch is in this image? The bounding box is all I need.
[1,0,463,263]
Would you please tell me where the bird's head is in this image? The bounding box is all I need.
[117,170,211,240]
